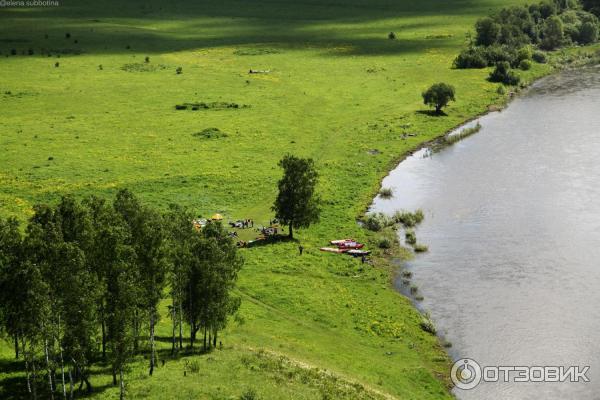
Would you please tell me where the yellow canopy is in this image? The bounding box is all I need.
[211,213,224,221]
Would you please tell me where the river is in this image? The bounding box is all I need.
[370,65,600,399]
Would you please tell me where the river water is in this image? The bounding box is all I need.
[370,66,600,400]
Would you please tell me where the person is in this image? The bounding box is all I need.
[299,245,304,255]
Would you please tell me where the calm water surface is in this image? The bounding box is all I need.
[371,66,600,400]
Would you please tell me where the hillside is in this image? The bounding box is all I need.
[0,0,553,399]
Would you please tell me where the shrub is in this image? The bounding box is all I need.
[192,127,228,139]
[378,238,392,249]
[516,45,533,62]
[420,318,436,335]
[388,32,396,40]
[579,21,599,43]
[422,82,456,114]
[405,230,417,246]
[532,50,548,63]
[176,66,183,74]
[489,61,520,85]
[519,59,532,70]
[240,389,258,400]
[145,56,150,63]
[55,62,60,67]
[65,32,71,38]
[563,23,580,43]
[497,84,506,94]
[454,47,488,69]
[27,48,34,56]
[475,17,501,46]
[10,49,16,56]
[414,244,429,253]
[540,16,565,50]
[378,187,393,199]
[484,45,517,67]
[393,209,424,228]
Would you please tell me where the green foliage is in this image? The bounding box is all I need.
[240,388,259,400]
[192,127,228,139]
[454,47,488,68]
[532,50,549,62]
[378,237,392,249]
[422,82,456,114]
[580,21,599,43]
[378,187,394,199]
[414,244,429,253]
[458,0,600,70]
[405,230,417,246]
[541,15,565,49]
[476,17,501,46]
[489,61,521,85]
[272,155,321,239]
[393,209,425,228]
[519,58,533,69]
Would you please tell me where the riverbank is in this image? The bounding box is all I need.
[1,1,600,398]
[369,64,600,399]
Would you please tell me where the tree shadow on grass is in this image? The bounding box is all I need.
[0,0,495,57]
[415,109,448,117]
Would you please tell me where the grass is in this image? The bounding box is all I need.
[0,0,596,399]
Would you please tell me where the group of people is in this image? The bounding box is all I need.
[229,219,254,229]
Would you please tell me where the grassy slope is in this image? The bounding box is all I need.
[0,0,557,398]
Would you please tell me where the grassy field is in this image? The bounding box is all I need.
[0,0,563,398]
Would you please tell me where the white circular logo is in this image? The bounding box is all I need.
[451,358,482,390]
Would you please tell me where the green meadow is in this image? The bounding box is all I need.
[0,0,570,398]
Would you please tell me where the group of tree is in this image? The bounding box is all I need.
[0,190,242,400]
[455,0,600,84]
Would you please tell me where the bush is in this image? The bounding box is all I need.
[489,61,520,85]
[475,17,501,46]
[541,16,565,50]
[484,45,517,67]
[414,244,429,253]
[532,50,548,63]
[420,318,436,335]
[176,66,183,74]
[393,209,424,228]
[10,49,16,56]
[454,47,488,68]
[378,187,393,199]
[145,56,150,63]
[364,214,384,232]
[405,230,417,246]
[579,21,599,43]
[519,59,532,70]
[516,46,533,62]
[388,32,396,40]
[240,389,258,400]
[378,238,392,249]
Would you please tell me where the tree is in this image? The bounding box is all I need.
[475,17,501,46]
[422,83,456,114]
[272,155,321,239]
[164,204,196,354]
[182,222,242,350]
[541,15,564,49]
[0,217,24,360]
[114,189,168,376]
[582,0,600,16]
[489,61,521,85]
[579,21,599,43]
